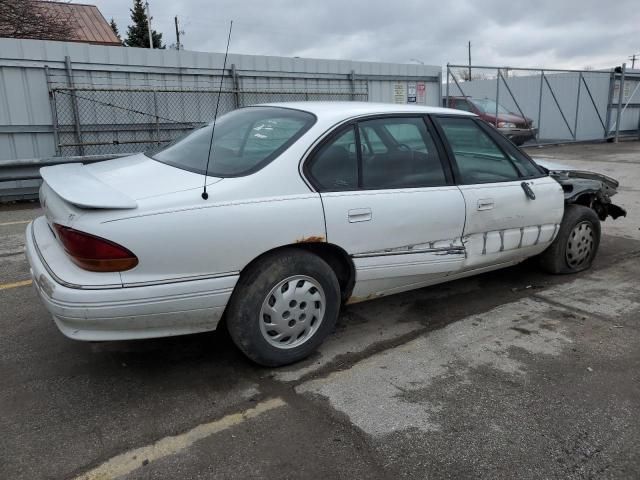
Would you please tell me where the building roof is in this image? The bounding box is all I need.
[34,1,121,46]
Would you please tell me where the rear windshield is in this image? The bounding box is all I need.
[149,107,316,177]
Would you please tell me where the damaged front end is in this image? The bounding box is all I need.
[535,159,627,221]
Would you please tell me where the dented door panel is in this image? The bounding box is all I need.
[322,186,466,298]
[459,176,565,270]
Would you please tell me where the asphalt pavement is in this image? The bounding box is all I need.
[1,141,639,480]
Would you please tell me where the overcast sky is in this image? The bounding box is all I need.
[92,0,639,70]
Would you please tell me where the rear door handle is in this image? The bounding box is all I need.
[348,208,372,223]
[477,199,494,211]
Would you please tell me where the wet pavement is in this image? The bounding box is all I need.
[1,141,639,480]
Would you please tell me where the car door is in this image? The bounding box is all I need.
[433,115,565,271]
[304,115,467,299]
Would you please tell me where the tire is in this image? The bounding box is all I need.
[538,204,601,274]
[226,248,341,367]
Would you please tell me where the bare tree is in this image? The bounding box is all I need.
[455,68,487,82]
[0,0,75,41]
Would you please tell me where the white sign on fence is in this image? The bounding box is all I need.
[393,82,407,104]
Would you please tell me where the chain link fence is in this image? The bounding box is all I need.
[51,83,368,156]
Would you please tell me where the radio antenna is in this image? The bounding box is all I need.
[202,20,233,200]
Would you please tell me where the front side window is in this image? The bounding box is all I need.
[150,107,315,176]
[436,117,520,184]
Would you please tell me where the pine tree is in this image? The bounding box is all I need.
[109,18,122,44]
[124,0,164,49]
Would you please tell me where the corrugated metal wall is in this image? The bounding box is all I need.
[449,71,611,141]
[448,68,640,142]
[0,38,442,162]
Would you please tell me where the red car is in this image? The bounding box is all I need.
[444,96,537,145]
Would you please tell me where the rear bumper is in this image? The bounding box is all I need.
[25,220,238,341]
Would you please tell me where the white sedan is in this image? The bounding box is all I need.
[25,102,625,366]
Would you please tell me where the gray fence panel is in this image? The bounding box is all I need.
[0,37,441,166]
[447,69,612,142]
[0,38,442,200]
[611,74,640,134]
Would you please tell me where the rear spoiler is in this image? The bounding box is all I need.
[40,163,137,209]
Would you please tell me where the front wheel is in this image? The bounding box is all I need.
[538,204,601,274]
[226,248,340,367]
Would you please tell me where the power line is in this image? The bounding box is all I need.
[629,53,639,69]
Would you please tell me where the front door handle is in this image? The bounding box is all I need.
[348,208,372,223]
[477,199,495,211]
[521,182,536,200]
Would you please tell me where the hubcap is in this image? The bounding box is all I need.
[259,275,326,349]
[566,221,594,268]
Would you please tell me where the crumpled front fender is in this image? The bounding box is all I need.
[544,169,626,221]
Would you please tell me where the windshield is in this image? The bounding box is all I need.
[149,107,316,177]
[472,98,511,115]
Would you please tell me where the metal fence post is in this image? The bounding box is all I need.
[637,104,640,140]
[614,63,626,143]
[44,65,61,156]
[349,70,356,101]
[495,68,500,127]
[573,72,582,141]
[537,70,544,140]
[604,71,615,139]
[64,56,84,156]
[445,64,450,107]
[231,63,241,108]
[153,90,160,143]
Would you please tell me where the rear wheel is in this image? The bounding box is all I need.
[539,204,601,274]
[226,248,340,367]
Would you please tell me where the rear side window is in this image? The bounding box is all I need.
[308,127,358,191]
[150,107,315,177]
[436,117,520,184]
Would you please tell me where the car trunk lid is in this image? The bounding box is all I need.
[41,153,221,207]
[40,163,138,209]
[39,153,222,237]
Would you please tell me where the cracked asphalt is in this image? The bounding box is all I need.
[1,141,639,480]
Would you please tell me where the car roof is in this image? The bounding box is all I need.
[258,101,476,122]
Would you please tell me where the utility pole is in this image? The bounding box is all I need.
[468,41,472,81]
[629,53,639,69]
[174,16,181,50]
[145,1,153,49]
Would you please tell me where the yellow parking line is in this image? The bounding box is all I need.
[73,397,286,480]
[0,279,32,290]
[0,220,31,227]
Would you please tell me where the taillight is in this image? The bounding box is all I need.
[53,224,138,272]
